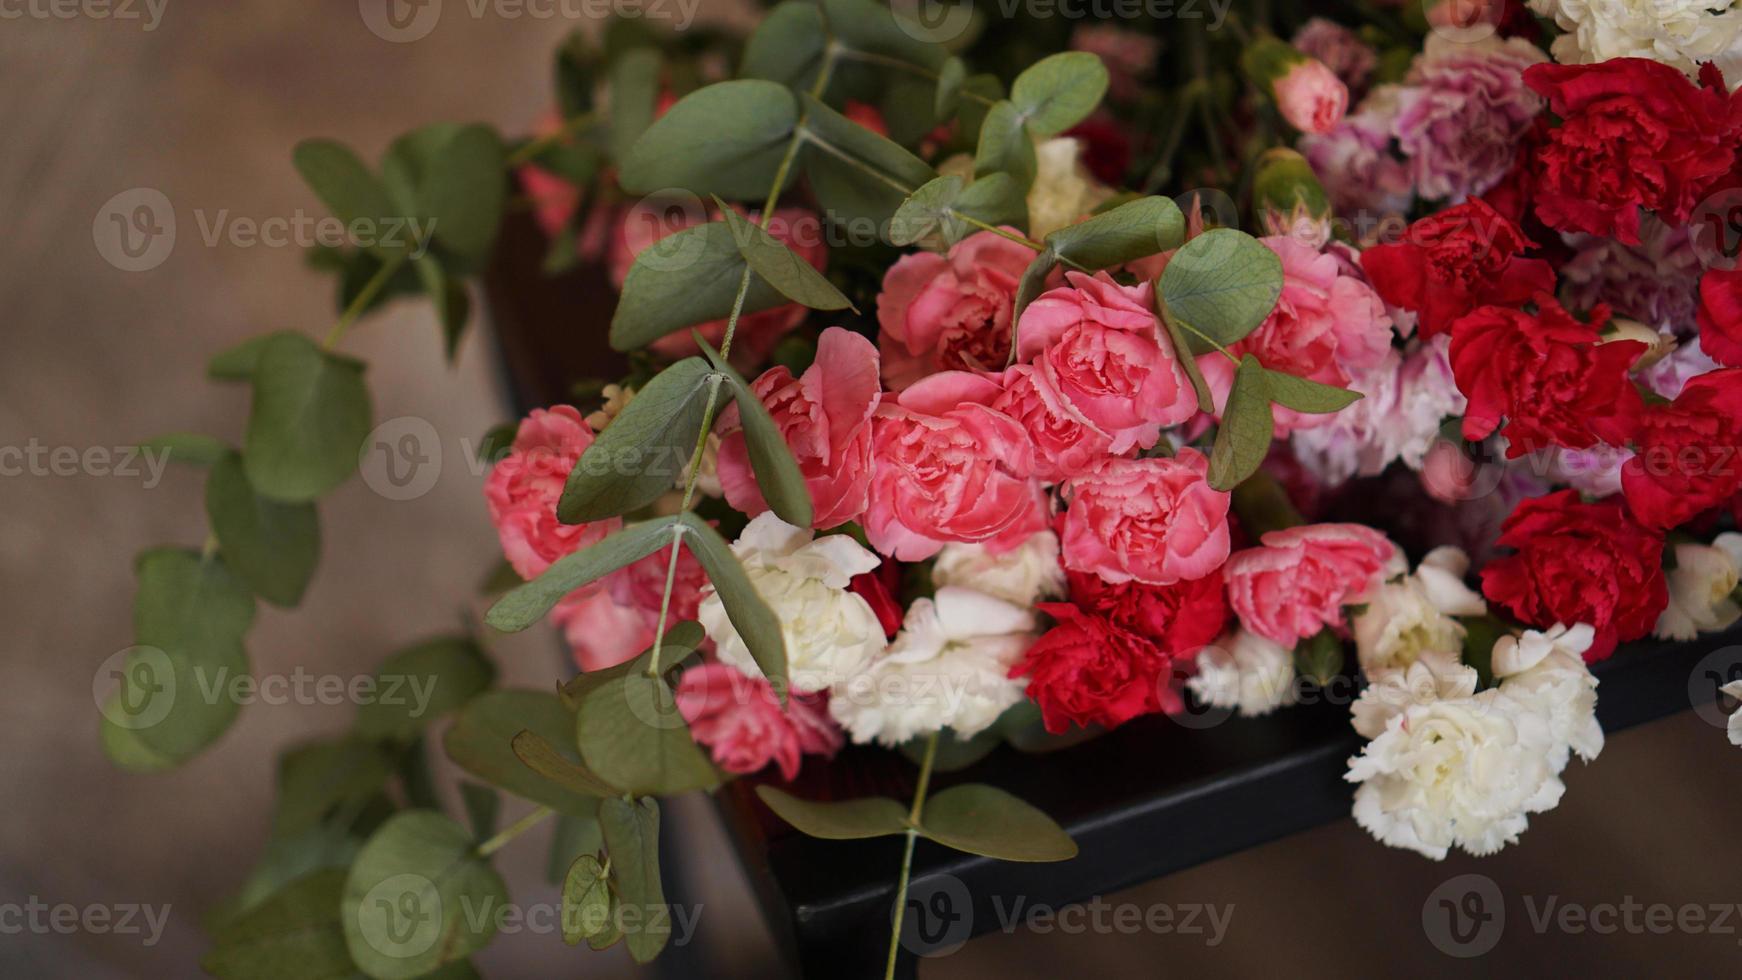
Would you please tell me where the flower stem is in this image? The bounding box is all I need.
[884,731,940,980]
[323,251,407,350]
[476,805,553,859]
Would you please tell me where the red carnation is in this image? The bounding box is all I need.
[1480,490,1667,660]
[1524,59,1742,245]
[1620,368,1742,529]
[1065,567,1227,657]
[1696,267,1742,368]
[1362,200,1556,339]
[1014,604,1177,734]
[1449,298,1645,457]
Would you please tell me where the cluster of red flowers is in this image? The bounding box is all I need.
[1363,58,1742,658]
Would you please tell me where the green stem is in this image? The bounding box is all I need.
[323,252,407,349]
[950,213,1092,274]
[884,731,940,980]
[476,805,553,859]
[798,130,916,197]
[833,47,996,107]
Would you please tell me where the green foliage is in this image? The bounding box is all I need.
[561,854,613,946]
[609,222,796,352]
[695,333,813,527]
[1157,229,1284,355]
[890,173,1027,248]
[141,432,230,467]
[242,333,372,503]
[621,81,801,199]
[485,518,681,632]
[1208,355,1277,492]
[599,797,669,964]
[442,690,602,816]
[271,737,394,839]
[676,512,788,695]
[576,674,720,797]
[739,1,828,90]
[918,784,1078,862]
[714,201,854,313]
[205,453,321,607]
[754,787,910,839]
[353,636,495,743]
[342,811,507,978]
[1008,51,1109,137]
[202,870,358,980]
[512,728,619,798]
[799,94,938,230]
[608,48,662,166]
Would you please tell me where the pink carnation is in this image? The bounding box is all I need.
[609,204,826,366]
[1018,272,1199,453]
[549,541,708,671]
[1560,218,1703,335]
[865,372,1046,561]
[1199,236,1394,434]
[484,405,619,580]
[1299,88,1414,221]
[1276,58,1350,135]
[1225,523,1395,646]
[1292,18,1377,96]
[991,363,1115,483]
[876,229,1035,389]
[1393,35,1545,202]
[1060,450,1232,586]
[717,327,882,529]
[676,663,841,781]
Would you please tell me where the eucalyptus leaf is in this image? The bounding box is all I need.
[205,453,320,607]
[1010,51,1110,137]
[485,518,681,632]
[714,200,853,312]
[577,674,719,797]
[559,621,705,708]
[341,811,507,979]
[599,797,669,964]
[442,690,602,816]
[799,94,937,230]
[823,0,948,69]
[952,173,1028,242]
[740,1,828,90]
[561,854,613,946]
[272,737,394,840]
[111,548,255,763]
[411,255,471,362]
[1011,246,1058,345]
[546,813,604,887]
[755,786,910,839]
[695,334,813,527]
[242,332,372,503]
[413,124,507,260]
[354,636,495,742]
[677,512,788,694]
[512,728,619,798]
[974,100,1037,190]
[621,80,801,199]
[558,359,715,523]
[1158,309,1215,414]
[1262,368,1364,414]
[1158,229,1283,355]
[1043,195,1184,270]
[460,783,499,842]
[608,48,662,167]
[918,783,1077,862]
[142,432,230,467]
[1208,355,1276,491]
[935,56,967,118]
[610,221,794,352]
[956,73,1004,145]
[890,175,965,247]
[202,870,358,980]
[208,330,300,382]
[293,140,401,258]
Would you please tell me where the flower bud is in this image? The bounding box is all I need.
[1601,317,1673,369]
[1242,36,1349,135]
[1252,148,1333,248]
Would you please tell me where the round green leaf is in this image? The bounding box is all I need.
[354,636,496,742]
[342,811,507,979]
[577,674,719,797]
[621,80,801,199]
[1208,355,1276,491]
[206,453,321,607]
[1158,229,1284,355]
[203,870,356,980]
[973,100,1037,190]
[559,361,715,523]
[1010,51,1110,137]
[242,333,372,503]
[714,200,853,313]
[599,797,669,964]
[739,1,828,90]
[918,783,1077,862]
[441,690,600,816]
[560,854,612,946]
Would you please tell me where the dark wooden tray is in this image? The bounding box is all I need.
[483,210,1742,979]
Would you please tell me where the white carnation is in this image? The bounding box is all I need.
[829,587,1035,746]
[1352,546,1486,678]
[1492,623,1604,768]
[931,530,1066,608]
[1351,654,1478,740]
[698,513,886,691]
[1347,685,1565,859]
[1722,680,1742,747]
[1654,534,1742,641]
[1186,629,1298,717]
[1027,137,1115,239]
[1528,0,1742,82]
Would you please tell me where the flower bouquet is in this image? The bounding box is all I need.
[106,1,1742,976]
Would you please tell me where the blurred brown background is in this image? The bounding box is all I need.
[1,2,1738,977]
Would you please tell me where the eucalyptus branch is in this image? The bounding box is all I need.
[475,804,554,859]
[885,731,940,980]
[832,46,997,107]
[951,212,1093,274]
[323,251,407,349]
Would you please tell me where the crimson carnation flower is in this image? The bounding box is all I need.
[1014,604,1177,734]
[1361,199,1555,339]
[1696,267,1742,368]
[1449,298,1645,457]
[1065,567,1228,657]
[1523,59,1742,245]
[1620,368,1742,529]
[1480,490,1667,660]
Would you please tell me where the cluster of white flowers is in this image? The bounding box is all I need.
[1351,546,1487,677]
[1654,533,1742,640]
[698,513,887,691]
[1527,0,1742,82]
[1346,624,1603,859]
[1186,629,1298,717]
[932,532,1067,608]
